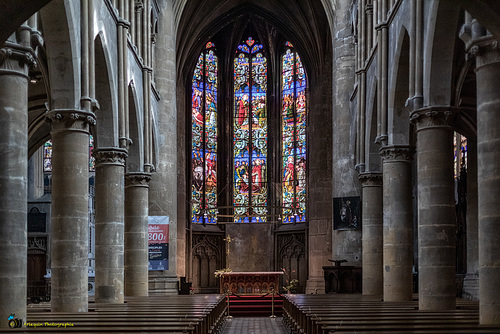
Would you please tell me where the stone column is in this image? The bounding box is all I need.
[472,37,500,325]
[380,145,414,302]
[148,1,179,294]
[323,0,355,294]
[0,40,33,328]
[359,172,383,296]
[94,148,127,303]
[462,138,478,300]
[48,108,95,312]
[124,172,151,296]
[411,107,456,310]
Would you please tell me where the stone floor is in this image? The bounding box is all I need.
[221,317,289,334]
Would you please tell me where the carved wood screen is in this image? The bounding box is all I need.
[276,232,306,293]
[192,233,224,293]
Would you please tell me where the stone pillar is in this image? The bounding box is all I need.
[472,37,500,324]
[0,40,33,328]
[320,0,355,294]
[48,109,95,312]
[359,172,383,296]
[148,1,179,294]
[411,107,456,310]
[94,148,127,303]
[28,149,44,200]
[462,138,478,300]
[124,172,151,296]
[380,145,413,302]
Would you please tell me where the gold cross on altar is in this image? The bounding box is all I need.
[223,234,232,255]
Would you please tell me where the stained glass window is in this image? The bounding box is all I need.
[191,42,218,224]
[454,132,467,178]
[89,135,95,172]
[281,42,306,223]
[43,140,52,172]
[43,135,96,173]
[233,37,268,223]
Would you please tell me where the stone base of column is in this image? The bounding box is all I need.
[305,276,326,294]
[148,275,179,295]
[462,273,479,301]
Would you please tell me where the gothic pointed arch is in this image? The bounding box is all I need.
[39,0,81,110]
[388,27,411,145]
[188,31,311,225]
[127,82,143,172]
[94,32,118,148]
[424,1,462,106]
[178,2,332,294]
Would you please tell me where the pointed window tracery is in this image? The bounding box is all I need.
[233,36,268,223]
[281,42,306,223]
[190,38,307,225]
[191,42,218,224]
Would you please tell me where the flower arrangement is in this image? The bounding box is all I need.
[284,279,299,293]
[214,268,232,278]
[282,268,299,293]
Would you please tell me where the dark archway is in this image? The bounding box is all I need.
[176,0,332,291]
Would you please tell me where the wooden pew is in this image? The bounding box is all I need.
[24,294,226,334]
[282,294,500,334]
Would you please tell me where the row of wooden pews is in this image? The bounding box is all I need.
[282,294,500,334]
[22,294,226,333]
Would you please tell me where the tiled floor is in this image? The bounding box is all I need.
[221,317,289,334]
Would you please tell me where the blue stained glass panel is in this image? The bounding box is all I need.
[281,43,306,223]
[191,44,218,224]
[43,136,96,173]
[233,37,268,223]
[43,140,52,172]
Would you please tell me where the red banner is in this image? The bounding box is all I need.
[148,216,169,270]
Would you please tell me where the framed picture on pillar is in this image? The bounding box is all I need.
[333,196,361,230]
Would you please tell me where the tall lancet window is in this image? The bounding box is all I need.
[233,37,268,223]
[191,41,218,224]
[281,42,306,223]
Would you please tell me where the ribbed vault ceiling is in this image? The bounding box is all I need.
[175,0,333,82]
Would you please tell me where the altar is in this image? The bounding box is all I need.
[219,272,283,294]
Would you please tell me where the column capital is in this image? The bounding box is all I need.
[93,147,128,167]
[135,1,144,12]
[125,172,152,188]
[0,42,36,78]
[380,145,414,162]
[460,20,500,67]
[45,108,96,129]
[467,36,500,69]
[358,172,382,187]
[410,106,456,131]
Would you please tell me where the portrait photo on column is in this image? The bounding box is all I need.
[333,197,361,230]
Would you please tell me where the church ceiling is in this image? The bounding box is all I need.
[175,0,332,82]
[0,0,51,44]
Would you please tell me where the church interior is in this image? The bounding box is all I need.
[1,0,500,331]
